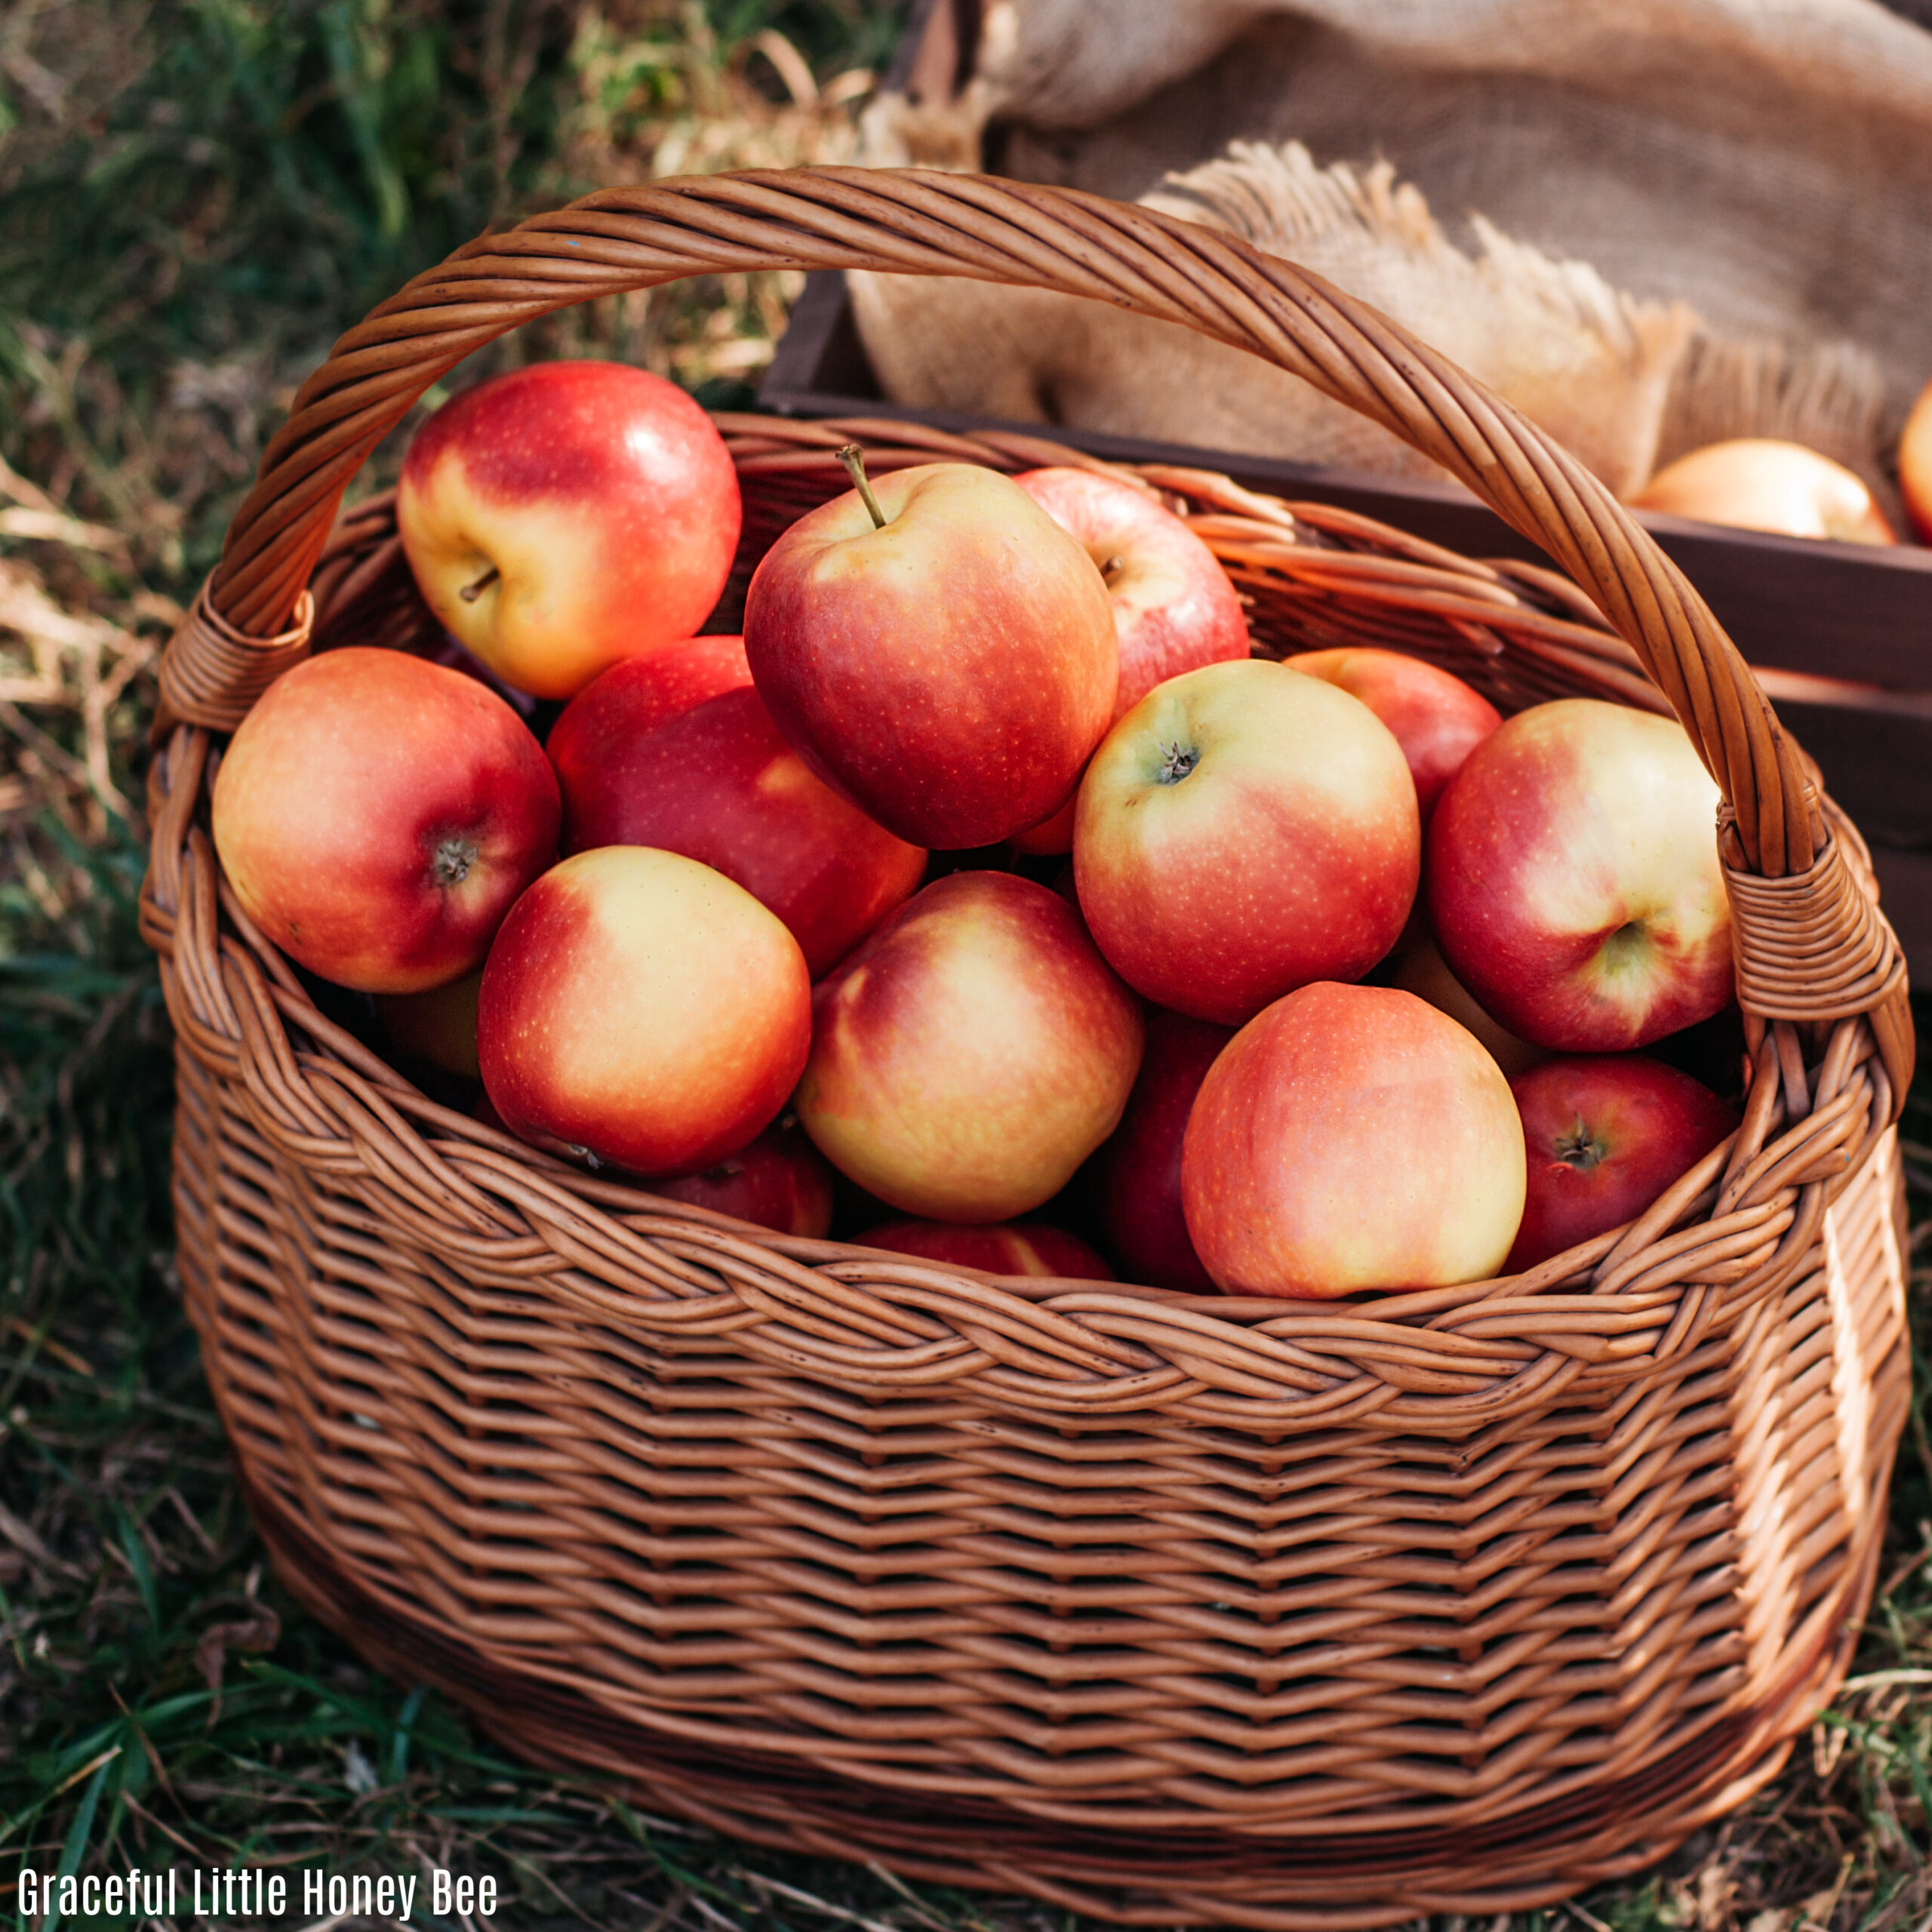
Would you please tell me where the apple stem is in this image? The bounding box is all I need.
[838,445,890,530]
[1100,554,1125,583]
[458,565,500,604]
[432,835,478,887]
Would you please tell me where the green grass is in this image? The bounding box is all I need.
[3,4,1931,1928]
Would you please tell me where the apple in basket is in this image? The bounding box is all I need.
[641,1117,837,1238]
[376,968,482,1079]
[1284,648,1501,824]
[211,648,559,994]
[1008,466,1250,852]
[397,361,743,700]
[478,846,811,1176]
[1091,1008,1234,1291]
[547,632,755,749]
[1428,699,1733,1052]
[1389,935,1545,1079]
[743,456,1117,849]
[1182,983,1526,1298]
[1902,375,1932,543]
[795,871,1144,1223]
[1629,438,1896,546]
[1074,659,1420,1026]
[858,1218,1113,1280]
[549,677,927,980]
[1506,1056,1740,1272]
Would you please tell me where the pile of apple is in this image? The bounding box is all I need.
[211,358,1748,1301]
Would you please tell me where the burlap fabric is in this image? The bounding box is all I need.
[854,0,1932,509]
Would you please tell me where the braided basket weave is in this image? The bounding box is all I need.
[141,170,1915,1927]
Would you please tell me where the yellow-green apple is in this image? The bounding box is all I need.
[1091,1009,1232,1291]
[1073,659,1419,1025]
[397,361,742,699]
[857,1218,1112,1279]
[1631,438,1896,546]
[1284,648,1500,823]
[377,969,481,1078]
[1391,936,1544,1078]
[1507,1055,1738,1272]
[1428,699,1731,1051]
[1008,466,1248,851]
[743,460,1117,848]
[551,681,926,978]
[1181,983,1524,1298]
[797,871,1144,1222]
[1902,376,1932,543]
[546,635,753,768]
[641,1118,836,1237]
[478,846,810,1175]
[211,647,558,994]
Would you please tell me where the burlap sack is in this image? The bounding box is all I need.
[851,0,1932,504]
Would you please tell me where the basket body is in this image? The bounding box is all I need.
[141,168,1916,1927]
[148,418,1912,1927]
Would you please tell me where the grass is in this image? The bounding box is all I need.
[2,4,1931,1928]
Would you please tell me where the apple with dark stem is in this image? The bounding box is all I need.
[1074,659,1419,1025]
[1506,1055,1738,1272]
[744,449,1117,849]
[398,361,743,698]
[212,647,558,995]
[1428,698,1732,1052]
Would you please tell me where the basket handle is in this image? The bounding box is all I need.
[159,166,1909,1080]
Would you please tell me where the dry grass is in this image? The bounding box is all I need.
[2,5,1931,1930]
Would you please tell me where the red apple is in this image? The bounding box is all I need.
[641,1118,836,1238]
[546,635,753,772]
[797,871,1144,1222]
[1182,983,1525,1298]
[1092,1009,1232,1291]
[1901,377,1932,543]
[1073,659,1419,1025]
[858,1218,1112,1280]
[478,846,811,1175]
[1507,1056,1739,1272]
[1284,648,1500,823]
[1631,439,1896,546]
[1428,699,1732,1052]
[211,647,558,994]
[1015,466,1248,720]
[743,461,1117,848]
[377,969,481,1078]
[1008,468,1249,854]
[1390,936,1544,1079]
[397,361,743,699]
[551,682,927,979]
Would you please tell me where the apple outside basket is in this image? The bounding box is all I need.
[140,168,1915,1928]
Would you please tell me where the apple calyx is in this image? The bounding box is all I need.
[1156,739,1201,785]
[457,564,500,605]
[1552,1115,1610,1171]
[837,445,890,531]
[432,834,479,887]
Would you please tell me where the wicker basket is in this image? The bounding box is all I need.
[141,169,1915,1928]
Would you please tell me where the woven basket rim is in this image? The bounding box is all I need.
[139,398,1903,1432]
